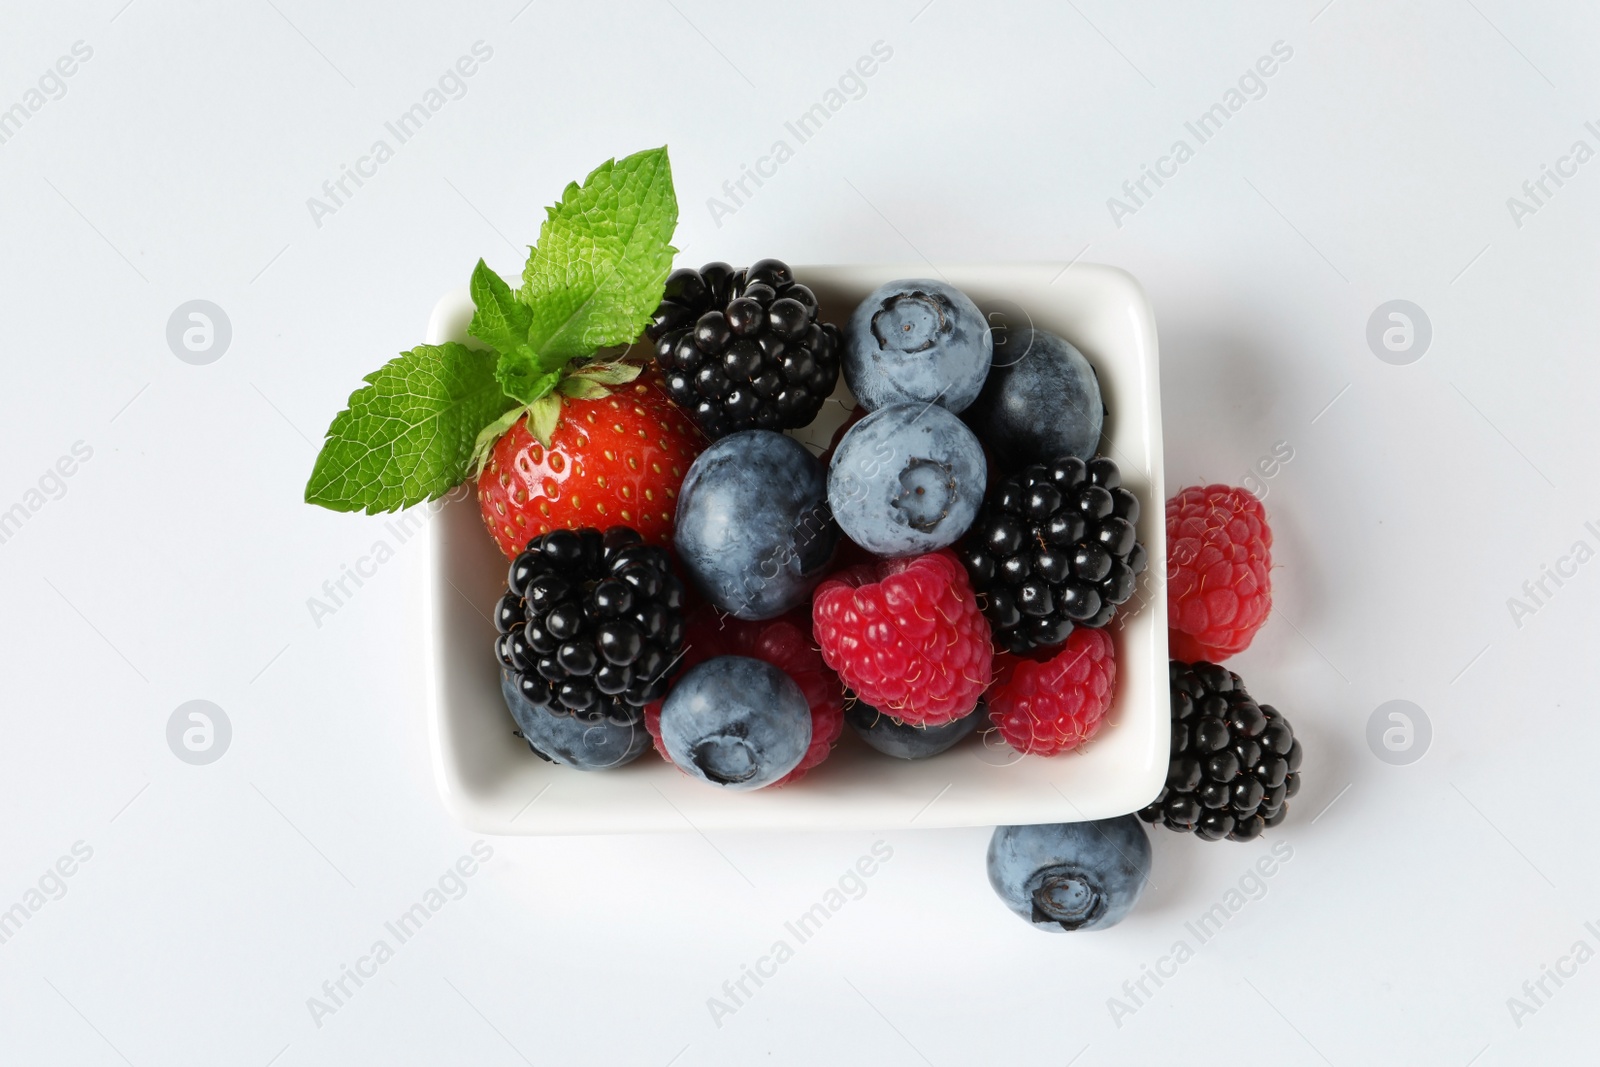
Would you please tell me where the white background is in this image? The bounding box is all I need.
[2,1,1597,1064]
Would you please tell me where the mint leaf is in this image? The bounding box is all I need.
[305,343,516,513]
[519,146,677,366]
[468,259,531,354]
[494,345,562,405]
[303,145,680,517]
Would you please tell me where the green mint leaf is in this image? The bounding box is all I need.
[304,343,516,513]
[467,259,532,354]
[519,146,677,364]
[494,344,562,405]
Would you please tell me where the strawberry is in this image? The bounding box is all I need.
[477,372,706,559]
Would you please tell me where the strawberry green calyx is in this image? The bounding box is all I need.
[465,359,644,476]
[305,146,678,514]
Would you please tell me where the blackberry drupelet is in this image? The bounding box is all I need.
[1138,660,1303,842]
[646,258,842,439]
[493,526,687,726]
[959,455,1146,654]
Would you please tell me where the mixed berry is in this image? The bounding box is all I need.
[304,147,1311,934]
[487,265,1171,781]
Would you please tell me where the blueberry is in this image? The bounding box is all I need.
[846,699,985,759]
[844,279,992,413]
[964,326,1104,467]
[827,403,986,557]
[986,817,1152,932]
[674,430,840,619]
[658,656,812,790]
[499,672,650,770]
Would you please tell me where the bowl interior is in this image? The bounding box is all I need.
[421,263,1168,834]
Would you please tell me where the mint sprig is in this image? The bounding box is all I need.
[305,146,678,515]
[466,258,532,354]
[304,343,515,514]
[519,148,678,363]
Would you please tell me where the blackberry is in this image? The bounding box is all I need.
[493,526,686,727]
[958,455,1146,654]
[646,258,841,439]
[1138,660,1303,842]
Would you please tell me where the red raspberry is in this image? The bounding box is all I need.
[988,629,1116,756]
[811,550,993,726]
[644,607,843,786]
[1165,485,1273,662]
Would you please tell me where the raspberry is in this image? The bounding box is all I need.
[1165,485,1272,662]
[987,628,1116,756]
[644,607,843,785]
[811,550,993,726]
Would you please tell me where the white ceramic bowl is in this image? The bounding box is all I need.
[420,263,1168,834]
